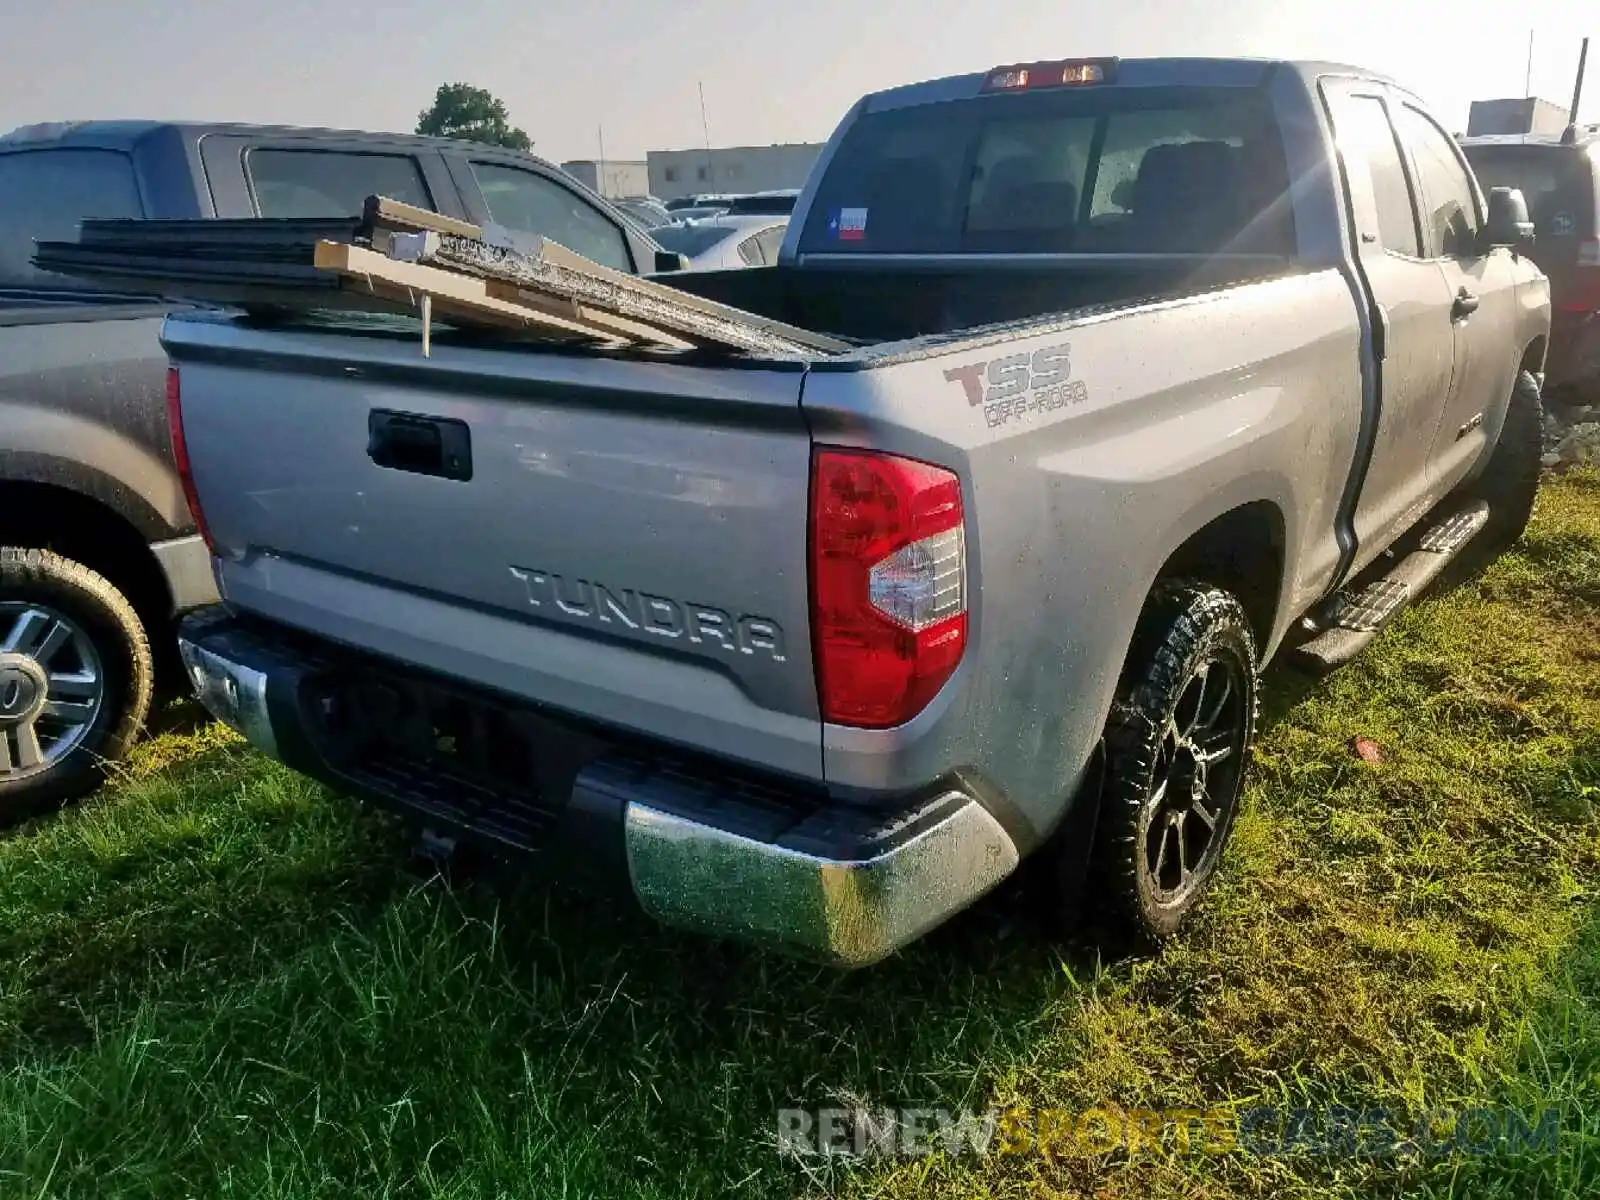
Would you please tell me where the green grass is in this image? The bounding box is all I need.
[1,471,1597,1200]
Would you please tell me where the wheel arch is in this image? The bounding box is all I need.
[1042,501,1285,877]
[1519,335,1548,381]
[0,480,173,637]
[1150,500,1288,657]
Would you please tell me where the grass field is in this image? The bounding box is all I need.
[0,470,1596,1200]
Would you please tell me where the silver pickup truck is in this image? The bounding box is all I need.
[166,58,1550,966]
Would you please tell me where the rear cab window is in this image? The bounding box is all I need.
[0,148,144,290]
[798,84,1296,257]
[246,149,434,218]
[1460,144,1598,243]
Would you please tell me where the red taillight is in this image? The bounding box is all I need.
[165,366,214,552]
[809,448,968,728]
[1560,247,1600,313]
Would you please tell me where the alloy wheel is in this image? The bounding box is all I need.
[0,602,105,781]
[1140,654,1248,905]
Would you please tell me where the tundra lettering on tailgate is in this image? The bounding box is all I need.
[943,341,1089,429]
[509,568,787,662]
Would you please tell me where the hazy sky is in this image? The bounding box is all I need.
[1,1,1593,164]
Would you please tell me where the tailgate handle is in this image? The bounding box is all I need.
[367,410,472,482]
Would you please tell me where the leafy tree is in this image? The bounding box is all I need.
[416,83,532,150]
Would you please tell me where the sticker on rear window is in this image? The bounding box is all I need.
[829,208,869,241]
[1551,211,1575,236]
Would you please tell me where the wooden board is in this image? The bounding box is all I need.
[481,280,698,350]
[336,274,583,340]
[362,196,482,241]
[318,234,825,357]
[314,241,643,344]
[530,237,850,354]
[425,237,826,356]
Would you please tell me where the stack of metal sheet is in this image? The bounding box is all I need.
[31,196,847,356]
[33,217,363,307]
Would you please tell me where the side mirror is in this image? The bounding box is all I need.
[1484,186,1535,250]
[654,249,689,273]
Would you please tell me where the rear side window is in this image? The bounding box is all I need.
[247,150,433,218]
[0,149,144,289]
[470,163,632,272]
[1392,107,1481,258]
[798,86,1296,256]
[1328,94,1421,256]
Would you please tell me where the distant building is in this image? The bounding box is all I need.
[646,143,824,202]
[560,159,650,200]
[1466,97,1571,138]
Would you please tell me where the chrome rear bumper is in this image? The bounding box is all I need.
[178,610,1018,967]
[624,795,1018,966]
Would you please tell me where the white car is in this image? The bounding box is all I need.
[650,214,788,270]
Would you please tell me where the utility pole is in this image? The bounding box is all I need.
[1525,29,1535,98]
[698,81,714,194]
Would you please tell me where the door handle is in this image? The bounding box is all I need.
[367,410,473,481]
[1452,288,1480,320]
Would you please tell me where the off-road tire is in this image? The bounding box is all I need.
[1086,580,1261,947]
[0,548,153,817]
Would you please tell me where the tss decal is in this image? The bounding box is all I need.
[943,341,1089,428]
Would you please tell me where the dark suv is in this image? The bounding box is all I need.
[0,121,667,811]
[1461,126,1600,404]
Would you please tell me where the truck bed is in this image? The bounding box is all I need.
[195,251,1295,361]
[665,256,1294,345]
[42,211,1294,358]
[162,259,1362,798]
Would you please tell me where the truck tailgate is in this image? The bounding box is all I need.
[162,317,822,779]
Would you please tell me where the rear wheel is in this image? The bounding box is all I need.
[0,548,153,817]
[1084,581,1260,944]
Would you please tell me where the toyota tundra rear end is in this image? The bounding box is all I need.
[166,54,1394,964]
[164,309,1015,967]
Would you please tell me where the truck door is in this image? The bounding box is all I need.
[1320,82,1458,574]
[1389,102,1521,491]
